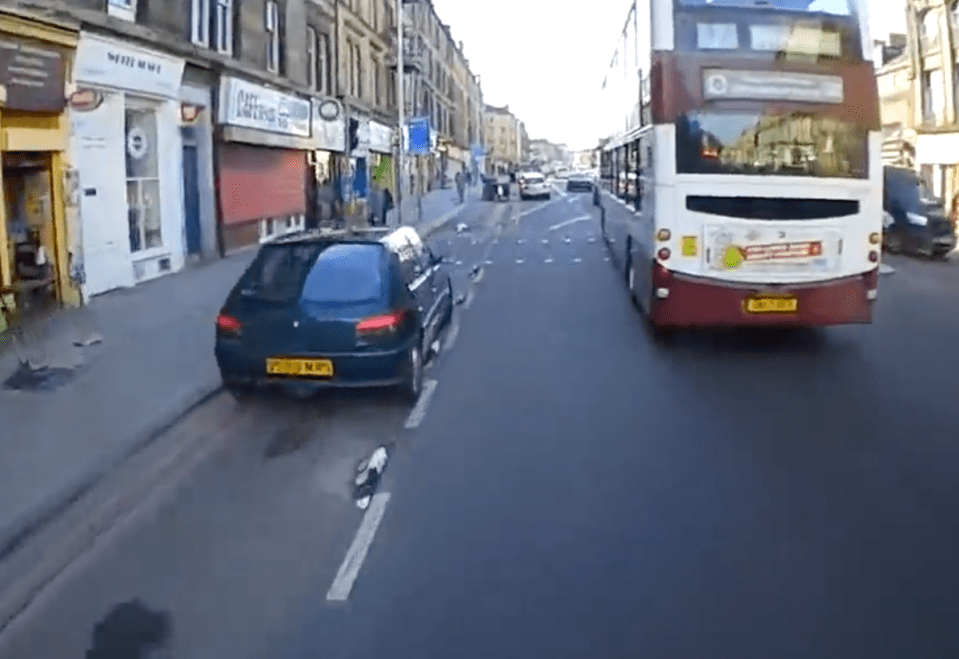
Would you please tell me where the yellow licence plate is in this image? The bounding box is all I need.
[266,358,334,377]
[745,297,798,313]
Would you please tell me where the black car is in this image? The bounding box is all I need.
[566,173,593,192]
[215,227,453,401]
[883,166,956,259]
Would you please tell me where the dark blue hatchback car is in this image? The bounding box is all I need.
[215,227,452,401]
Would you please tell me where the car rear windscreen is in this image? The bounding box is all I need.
[301,244,385,304]
[241,243,324,304]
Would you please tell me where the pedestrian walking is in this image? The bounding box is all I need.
[383,186,394,226]
[455,171,465,204]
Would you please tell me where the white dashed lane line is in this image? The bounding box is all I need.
[327,492,392,602]
[404,379,438,430]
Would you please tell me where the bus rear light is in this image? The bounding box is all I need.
[657,248,671,260]
[656,229,671,241]
[868,250,879,263]
[656,287,670,299]
[866,289,878,301]
[869,232,881,245]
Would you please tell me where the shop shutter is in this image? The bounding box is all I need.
[218,143,307,225]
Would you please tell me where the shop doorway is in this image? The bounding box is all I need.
[3,152,59,314]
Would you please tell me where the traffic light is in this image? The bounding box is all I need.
[349,118,360,152]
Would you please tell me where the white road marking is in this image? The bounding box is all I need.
[404,379,438,429]
[879,263,895,274]
[573,258,582,263]
[445,319,461,350]
[484,260,493,265]
[544,258,553,263]
[516,259,524,264]
[549,216,591,231]
[327,492,392,601]
[464,288,475,309]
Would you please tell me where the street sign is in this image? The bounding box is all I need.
[407,116,430,155]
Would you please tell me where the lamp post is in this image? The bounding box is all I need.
[394,0,406,228]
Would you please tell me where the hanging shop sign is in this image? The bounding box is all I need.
[219,76,311,138]
[311,97,345,152]
[69,88,105,112]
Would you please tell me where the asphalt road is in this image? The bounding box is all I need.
[2,182,958,658]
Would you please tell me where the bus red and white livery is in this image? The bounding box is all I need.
[597,0,881,333]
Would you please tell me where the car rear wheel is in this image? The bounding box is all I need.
[399,343,424,403]
[222,375,253,400]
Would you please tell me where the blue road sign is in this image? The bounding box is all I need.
[407,116,430,155]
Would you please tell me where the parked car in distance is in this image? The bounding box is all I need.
[519,173,551,200]
[215,226,452,402]
[566,172,593,192]
[883,166,956,259]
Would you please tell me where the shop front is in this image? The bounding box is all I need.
[0,13,78,314]
[309,97,346,229]
[916,131,959,219]
[368,120,395,227]
[179,66,218,260]
[344,111,370,225]
[216,76,313,252]
[70,32,186,298]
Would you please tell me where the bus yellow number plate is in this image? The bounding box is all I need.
[745,297,798,313]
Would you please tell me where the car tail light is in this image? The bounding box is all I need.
[869,232,880,244]
[657,229,671,241]
[356,310,405,333]
[657,248,671,260]
[216,313,242,334]
[868,250,879,263]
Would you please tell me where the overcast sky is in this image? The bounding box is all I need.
[430,0,906,151]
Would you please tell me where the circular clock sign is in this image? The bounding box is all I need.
[318,100,340,121]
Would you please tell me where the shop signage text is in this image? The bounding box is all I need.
[220,77,310,138]
[369,121,394,154]
[0,35,65,112]
[75,33,184,98]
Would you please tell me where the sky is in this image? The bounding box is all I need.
[430,0,906,151]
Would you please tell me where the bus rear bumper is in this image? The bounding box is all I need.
[649,265,879,328]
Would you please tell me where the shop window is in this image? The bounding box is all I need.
[125,106,163,253]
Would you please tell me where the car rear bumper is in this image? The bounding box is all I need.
[215,340,412,391]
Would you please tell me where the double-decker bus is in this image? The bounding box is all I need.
[598,0,881,334]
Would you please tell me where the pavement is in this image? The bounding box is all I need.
[2,181,959,657]
[0,183,479,569]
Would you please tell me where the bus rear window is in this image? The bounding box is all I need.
[676,111,868,179]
